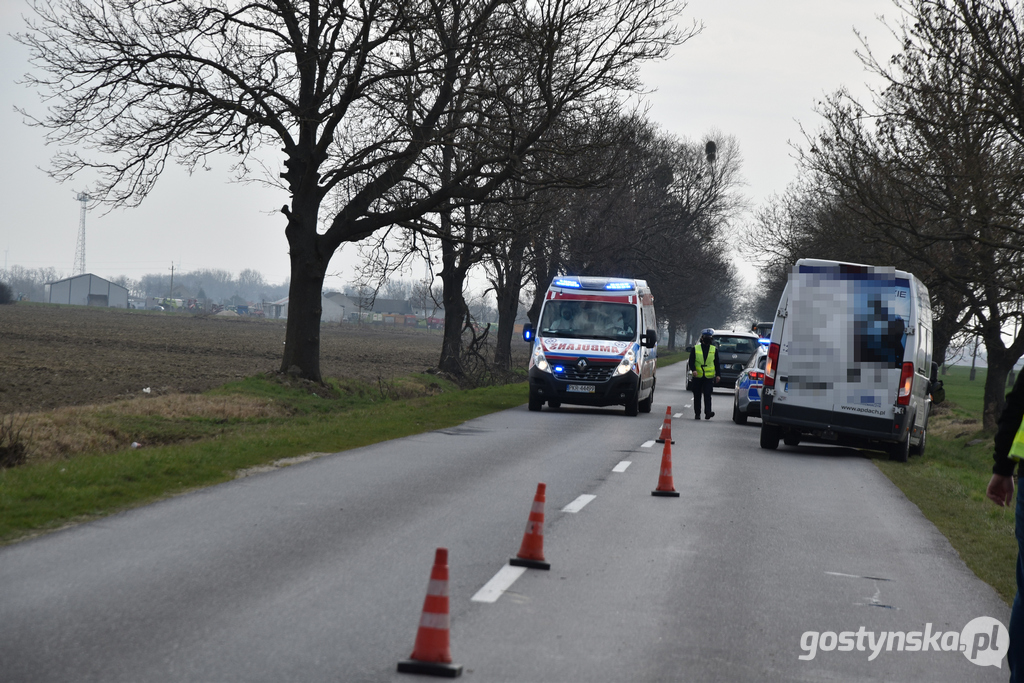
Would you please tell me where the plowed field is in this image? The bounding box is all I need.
[0,304,481,414]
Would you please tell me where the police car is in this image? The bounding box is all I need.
[732,340,770,424]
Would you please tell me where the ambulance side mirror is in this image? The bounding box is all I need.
[523,323,534,342]
[642,329,658,348]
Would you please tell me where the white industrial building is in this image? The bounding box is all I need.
[47,274,129,308]
[266,295,346,323]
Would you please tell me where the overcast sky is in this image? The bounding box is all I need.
[0,0,901,291]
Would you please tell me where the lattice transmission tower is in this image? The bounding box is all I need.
[73,192,90,275]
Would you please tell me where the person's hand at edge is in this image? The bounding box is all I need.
[987,473,1015,507]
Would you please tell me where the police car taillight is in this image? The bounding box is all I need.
[897,362,914,406]
[752,371,764,382]
[764,343,780,388]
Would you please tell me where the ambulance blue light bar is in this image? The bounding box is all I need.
[553,277,582,288]
[604,281,634,290]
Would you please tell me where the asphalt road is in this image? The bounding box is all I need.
[0,363,1011,682]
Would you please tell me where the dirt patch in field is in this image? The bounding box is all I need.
[0,303,502,414]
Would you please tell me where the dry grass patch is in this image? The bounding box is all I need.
[924,402,988,442]
[102,393,287,419]
[13,394,290,465]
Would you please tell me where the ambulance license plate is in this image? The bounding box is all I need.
[567,384,595,393]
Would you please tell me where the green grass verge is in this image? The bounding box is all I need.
[0,377,527,545]
[657,348,687,367]
[872,365,1017,603]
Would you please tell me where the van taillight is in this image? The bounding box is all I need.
[764,343,780,388]
[897,362,914,405]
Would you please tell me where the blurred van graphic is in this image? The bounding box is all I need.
[760,259,943,461]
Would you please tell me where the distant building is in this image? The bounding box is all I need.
[266,295,346,323]
[369,298,415,315]
[47,274,129,308]
[324,292,359,314]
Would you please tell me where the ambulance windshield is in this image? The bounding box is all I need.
[539,301,637,341]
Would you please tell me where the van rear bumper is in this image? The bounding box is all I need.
[762,401,911,445]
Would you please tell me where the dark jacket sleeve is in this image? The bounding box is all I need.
[993,370,1024,476]
[688,348,696,372]
[713,345,721,376]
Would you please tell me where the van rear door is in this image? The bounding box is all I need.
[774,262,911,424]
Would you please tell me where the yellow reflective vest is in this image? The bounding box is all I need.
[694,344,717,379]
[1010,421,1024,462]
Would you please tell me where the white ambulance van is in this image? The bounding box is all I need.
[522,276,658,416]
[760,259,943,461]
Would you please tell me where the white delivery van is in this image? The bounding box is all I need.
[760,259,943,461]
[522,276,658,416]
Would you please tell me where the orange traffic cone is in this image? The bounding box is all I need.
[510,483,551,570]
[651,440,680,497]
[656,406,675,444]
[397,548,464,678]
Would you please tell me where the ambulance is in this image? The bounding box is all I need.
[760,259,943,461]
[523,276,658,415]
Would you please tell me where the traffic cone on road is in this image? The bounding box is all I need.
[510,483,551,570]
[651,440,680,497]
[397,548,464,678]
[655,406,675,444]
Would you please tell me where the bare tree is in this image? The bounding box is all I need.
[785,0,1024,427]
[18,0,692,383]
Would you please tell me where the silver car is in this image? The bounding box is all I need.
[732,343,769,424]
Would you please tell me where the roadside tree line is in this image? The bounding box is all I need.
[743,0,1024,429]
[17,0,744,385]
[349,113,745,377]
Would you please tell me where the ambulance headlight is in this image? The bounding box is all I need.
[532,347,551,373]
[614,349,637,376]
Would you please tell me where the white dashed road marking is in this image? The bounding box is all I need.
[562,494,597,513]
[641,440,656,448]
[471,565,528,603]
[612,461,631,473]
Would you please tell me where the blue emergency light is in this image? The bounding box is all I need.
[604,281,634,290]
[758,338,770,346]
[553,277,582,288]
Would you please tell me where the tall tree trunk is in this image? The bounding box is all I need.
[981,324,1024,430]
[280,195,328,383]
[526,240,559,326]
[493,234,527,371]
[438,233,471,378]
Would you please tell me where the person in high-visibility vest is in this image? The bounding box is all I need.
[688,328,721,420]
[987,370,1024,678]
